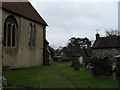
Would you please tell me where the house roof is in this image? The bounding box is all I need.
[92,36,120,49]
[1,2,48,26]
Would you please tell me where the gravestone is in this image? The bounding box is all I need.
[2,76,8,87]
[78,56,83,66]
[72,55,80,71]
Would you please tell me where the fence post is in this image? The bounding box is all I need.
[116,55,120,79]
[115,55,120,88]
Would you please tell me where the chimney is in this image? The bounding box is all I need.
[96,33,100,40]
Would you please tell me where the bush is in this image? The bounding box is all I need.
[90,57,112,77]
[83,57,91,68]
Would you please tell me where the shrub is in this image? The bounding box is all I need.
[83,57,91,68]
[90,57,112,77]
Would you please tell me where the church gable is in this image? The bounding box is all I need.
[2,2,48,26]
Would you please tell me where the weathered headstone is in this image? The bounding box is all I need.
[2,76,8,87]
[78,56,84,66]
[72,56,80,71]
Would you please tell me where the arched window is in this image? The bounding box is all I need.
[28,24,36,47]
[4,15,18,47]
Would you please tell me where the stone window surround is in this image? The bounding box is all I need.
[3,16,18,48]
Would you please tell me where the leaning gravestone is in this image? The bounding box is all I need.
[72,55,80,71]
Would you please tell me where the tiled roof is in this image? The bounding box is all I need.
[92,36,120,49]
[2,2,48,26]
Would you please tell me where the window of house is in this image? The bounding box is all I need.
[29,24,36,47]
[3,15,18,47]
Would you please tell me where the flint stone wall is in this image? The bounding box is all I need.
[92,48,120,60]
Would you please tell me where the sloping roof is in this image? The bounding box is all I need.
[92,36,120,49]
[1,2,48,26]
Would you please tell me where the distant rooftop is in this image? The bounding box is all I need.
[92,35,120,49]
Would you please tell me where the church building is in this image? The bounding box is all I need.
[1,1,48,69]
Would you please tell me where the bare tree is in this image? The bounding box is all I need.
[105,29,120,36]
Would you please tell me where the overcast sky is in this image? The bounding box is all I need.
[29,0,118,48]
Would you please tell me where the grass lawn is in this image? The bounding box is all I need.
[3,61,118,88]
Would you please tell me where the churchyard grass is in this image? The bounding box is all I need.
[3,61,118,88]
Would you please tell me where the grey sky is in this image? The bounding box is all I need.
[29,0,118,48]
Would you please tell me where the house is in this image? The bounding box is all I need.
[1,1,48,69]
[92,33,120,61]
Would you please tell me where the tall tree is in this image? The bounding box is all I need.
[62,37,91,58]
